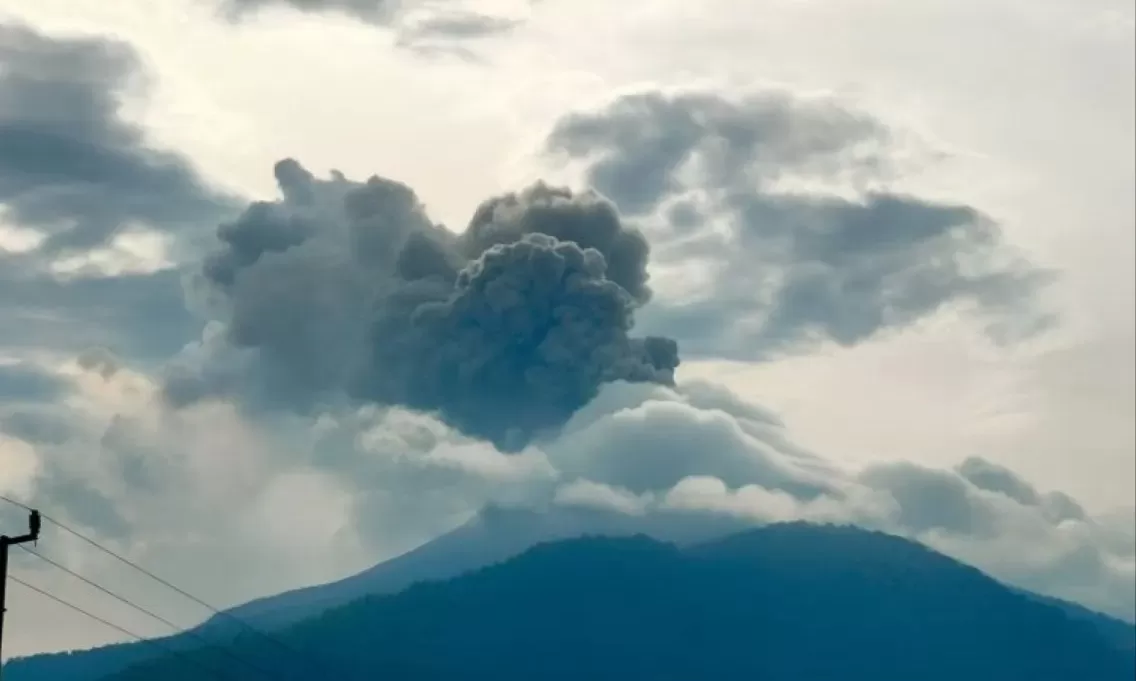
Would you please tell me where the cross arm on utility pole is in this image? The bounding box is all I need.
[3,511,40,547]
[1,509,42,680]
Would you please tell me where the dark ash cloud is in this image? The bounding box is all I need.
[168,159,678,449]
[463,183,653,303]
[0,24,236,256]
[545,89,1055,360]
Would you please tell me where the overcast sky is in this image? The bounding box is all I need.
[1,0,1133,660]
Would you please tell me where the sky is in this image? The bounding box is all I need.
[0,0,1133,660]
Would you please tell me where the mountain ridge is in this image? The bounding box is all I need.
[5,515,1133,681]
[104,523,1136,680]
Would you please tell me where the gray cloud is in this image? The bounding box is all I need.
[402,12,520,39]
[548,90,888,216]
[0,24,236,257]
[34,469,133,540]
[0,257,199,363]
[956,456,1088,523]
[167,160,678,449]
[0,25,232,381]
[0,409,76,445]
[545,89,1054,360]
[0,363,68,404]
[220,0,522,53]
[394,11,521,58]
[859,462,997,536]
[221,0,400,24]
[957,456,1042,506]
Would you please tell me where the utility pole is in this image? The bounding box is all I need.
[0,510,40,680]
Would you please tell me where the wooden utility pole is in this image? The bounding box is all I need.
[0,510,40,680]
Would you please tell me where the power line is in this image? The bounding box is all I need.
[0,497,33,515]
[0,495,356,680]
[3,496,298,642]
[17,546,279,681]
[7,575,233,681]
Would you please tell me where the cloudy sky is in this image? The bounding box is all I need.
[1,0,1133,659]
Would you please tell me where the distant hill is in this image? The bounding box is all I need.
[98,522,1136,681]
[3,505,737,681]
[1018,589,1136,653]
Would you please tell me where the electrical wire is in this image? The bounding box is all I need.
[16,546,279,681]
[7,575,234,681]
[1,494,358,680]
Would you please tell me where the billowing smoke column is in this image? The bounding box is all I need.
[181,159,679,449]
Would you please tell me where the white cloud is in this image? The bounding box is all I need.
[542,384,1136,619]
[554,479,650,516]
[49,229,174,278]
[0,434,39,498]
[548,386,835,498]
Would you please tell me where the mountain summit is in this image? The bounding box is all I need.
[205,504,738,633]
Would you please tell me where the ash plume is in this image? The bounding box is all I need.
[168,159,678,449]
